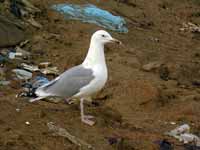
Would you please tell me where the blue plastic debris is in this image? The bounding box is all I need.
[0,55,7,64]
[32,76,49,89]
[52,3,128,33]
[10,0,22,18]
[22,76,49,97]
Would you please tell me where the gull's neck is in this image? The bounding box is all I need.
[82,39,106,68]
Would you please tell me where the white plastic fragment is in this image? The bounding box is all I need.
[21,63,39,72]
[12,69,32,80]
[165,124,200,146]
[179,133,200,146]
[40,66,59,75]
[16,46,31,56]
[170,122,176,125]
[16,108,20,112]
[25,121,30,125]
[9,52,23,59]
[166,124,190,136]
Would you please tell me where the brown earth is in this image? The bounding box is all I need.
[0,0,200,149]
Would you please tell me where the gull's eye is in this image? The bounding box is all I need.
[102,34,106,37]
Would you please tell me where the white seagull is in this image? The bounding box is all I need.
[30,30,121,126]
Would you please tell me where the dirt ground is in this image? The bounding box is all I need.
[0,0,200,149]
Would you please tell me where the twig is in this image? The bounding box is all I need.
[47,122,94,150]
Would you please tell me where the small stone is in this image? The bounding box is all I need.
[142,61,162,71]
[16,108,20,112]
[170,122,176,125]
[25,121,30,125]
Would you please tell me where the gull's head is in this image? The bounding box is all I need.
[91,30,121,45]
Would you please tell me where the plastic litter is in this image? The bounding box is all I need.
[39,62,51,68]
[21,76,49,97]
[180,22,200,33]
[165,124,200,146]
[21,63,39,72]
[40,66,59,75]
[27,16,43,28]
[21,62,58,75]
[25,121,30,125]
[12,69,32,80]
[179,133,200,145]
[8,52,23,59]
[165,124,190,137]
[10,0,22,18]
[52,3,128,33]
[15,46,31,56]
[0,55,7,64]
[31,76,49,89]
[0,81,10,86]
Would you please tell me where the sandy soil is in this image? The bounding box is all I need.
[0,0,200,149]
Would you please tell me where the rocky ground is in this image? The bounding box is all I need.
[0,0,200,149]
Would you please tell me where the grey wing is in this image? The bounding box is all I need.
[36,65,94,98]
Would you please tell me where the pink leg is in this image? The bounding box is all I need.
[80,98,95,126]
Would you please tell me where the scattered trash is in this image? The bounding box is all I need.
[19,40,29,47]
[0,67,5,79]
[40,66,59,75]
[21,76,49,97]
[10,0,41,17]
[180,22,200,33]
[39,62,51,68]
[10,0,22,18]
[154,139,173,150]
[20,0,41,13]
[165,124,200,146]
[180,133,200,145]
[27,16,42,28]
[47,122,94,149]
[38,62,59,75]
[20,62,59,75]
[15,46,31,57]
[31,76,49,89]
[52,3,128,33]
[8,51,23,59]
[21,63,39,72]
[0,55,7,64]
[165,124,190,137]
[12,69,32,80]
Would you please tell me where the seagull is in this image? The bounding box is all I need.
[30,30,121,126]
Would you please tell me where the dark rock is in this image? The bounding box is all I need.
[0,15,25,47]
[184,144,200,150]
[192,80,200,87]
[10,0,22,18]
[155,140,173,150]
[159,65,170,81]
